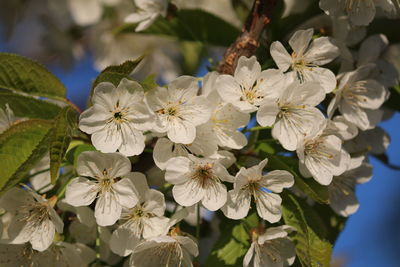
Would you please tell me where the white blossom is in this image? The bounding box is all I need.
[257,81,326,151]
[0,242,96,267]
[244,225,296,267]
[324,115,359,141]
[357,34,399,87]
[344,126,390,155]
[216,56,286,113]
[152,125,218,170]
[165,155,234,211]
[110,172,169,256]
[201,71,250,149]
[129,230,198,267]
[270,28,340,93]
[65,151,139,226]
[0,187,63,252]
[328,64,389,130]
[146,76,212,144]
[79,78,153,156]
[329,156,373,216]
[296,121,350,185]
[222,159,294,222]
[319,0,398,26]
[125,0,168,32]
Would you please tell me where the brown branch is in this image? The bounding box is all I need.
[217,0,277,74]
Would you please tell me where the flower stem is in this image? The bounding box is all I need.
[196,203,201,243]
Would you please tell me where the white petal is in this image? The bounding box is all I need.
[126,172,149,199]
[118,123,146,156]
[172,180,204,207]
[222,190,251,220]
[165,156,191,184]
[76,151,131,178]
[142,216,170,239]
[201,182,227,211]
[305,37,340,65]
[234,56,261,89]
[153,138,187,170]
[78,105,109,134]
[167,119,196,144]
[348,0,376,26]
[255,192,282,223]
[95,192,122,226]
[113,178,139,208]
[215,75,243,105]
[30,219,55,251]
[303,67,337,93]
[91,126,122,153]
[270,41,292,72]
[289,28,313,55]
[256,100,279,126]
[65,177,98,207]
[110,227,139,256]
[261,170,294,193]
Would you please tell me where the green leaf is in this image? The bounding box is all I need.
[264,154,329,204]
[91,57,143,92]
[282,193,332,267]
[0,89,61,119]
[205,212,258,266]
[118,9,240,47]
[0,53,66,100]
[141,74,158,92]
[49,106,78,183]
[0,119,53,193]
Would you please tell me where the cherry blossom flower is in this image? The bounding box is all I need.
[319,0,398,26]
[216,56,286,113]
[146,76,212,144]
[129,228,198,267]
[324,115,359,141]
[165,155,234,211]
[79,78,153,156]
[110,172,169,256]
[356,34,399,87]
[201,71,250,149]
[152,125,218,170]
[257,81,326,151]
[296,121,350,185]
[329,156,373,216]
[65,151,139,226]
[344,126,390,155]
[244,225,296,267]
[0,187,63,251]
[328,64,389,130]
[222,159,294,222]
[125,0,168,32]
[0,242,96,267]
[270,28,340,93]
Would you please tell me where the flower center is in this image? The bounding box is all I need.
[304,138,333,159]
[19,201,51,232]
[192,163,218,188]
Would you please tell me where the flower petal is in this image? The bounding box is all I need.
[65,177,98,207]
[94,192,122,226]
[113,178,139,209]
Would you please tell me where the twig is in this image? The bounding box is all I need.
[217,0,277,74]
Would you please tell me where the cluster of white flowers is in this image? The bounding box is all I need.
[0,0,398,266]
